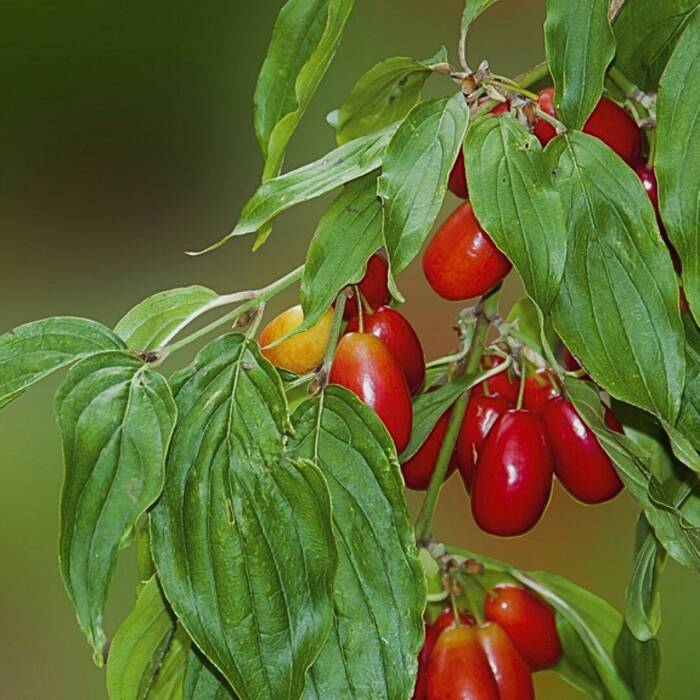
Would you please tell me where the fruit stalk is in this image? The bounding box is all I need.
[414,287,500,544]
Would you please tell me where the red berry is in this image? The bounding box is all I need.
[522,369,559,412]
[401,411,457,491]
[484,584,562,670]
[343,253,391,320]
[346,306,425,394]
[471,410,554,536]
[471,354,519,405]
[477,623,535,700]
[423,202,512,301]
[635,164,659,211]
[542,396,623,504]
[534,88,642,165]
[329,333,412,452]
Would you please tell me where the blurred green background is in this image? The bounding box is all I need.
[0,1,697,697]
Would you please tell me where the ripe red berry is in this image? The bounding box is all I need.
[423,202,512,301]
[329,333,412,452]
[401,411,457,491]
[534,88,642,165]
[635,164,659,211]
[477,623,535,700]
[471,354,519,405]
[343,253,391,320]
[484,584,562,670]
[522,369,559,412]
[471,410,554,536]
[346,306,425,394]
[542,396,623,504]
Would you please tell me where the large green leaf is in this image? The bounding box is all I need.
[614,624,661,700]
[544,0,615,129]
[379,93,469,296]
[289,387,425,699]
[254,0,354,182]
[184,649,236,700]
[198,127,394,253]
[107,576,188,700]
[150,335,337,700]
[465,115,567,311]
[115,287,219,351]
[0,317,124,409]
[549,133,686,424]
[461,0,500,31]
[656,8,700,327]
[614,0,700,92]
[330,49,447,145]
[678,314,700,450]
[56,352,176,662]
[300,174,382,330]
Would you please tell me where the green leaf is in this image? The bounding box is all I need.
[614,0,700,92]
[549,133,686,424]
[544,0,615,129]
[332,49,447,145]
[198,127,395,253]
[149,335,337,700]
[625,515,665,642]
[107,576,188,700]
[254,0,355,182]
[300,174,382,330]
[0,317,124,409]
[514,570,634,700]
[379,93,469,296]
[289,387,425,699]
[465,115,567,311]
[184,649,236,700]
[506,297,559,358]
[656,8,700,327]
[614,624,661,700]
[115,287,219,351]
[461,0,500,32]
[678,314,700,450]
[56,351,177,662]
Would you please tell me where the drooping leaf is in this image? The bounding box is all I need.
[465,115,567,311]
[614,624,661,700]
[56,352,177,662]
[254,0,355,182]
[107,576,188,700]
[331,48,447,145]
[678,313,700,450]
[625,515,665,642]
[614,0,700,92]
[184,649,236,700]
[379,93,469,297]
[656,8,700,326]
[300,174,382,330]
[149,335,337,700]
[549,133,686,424]
[544,0,615,129]
[289,386,425,699]
[115,287,219,351]
[461,0,500,32]
[198,127,395,253]
[0,317,124,409]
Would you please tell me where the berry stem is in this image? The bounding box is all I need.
[471,61,548,119]
[414,287,500,545]
[355,285,365,333]
[516,358,527,410]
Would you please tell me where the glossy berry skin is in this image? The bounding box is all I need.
[471,410,554,537]
[534,88,642,165]
[542,396,623,504]
[260,305,333,374]
[456,394,511,488]
[401,411,457,491]
[484,584,562,670]
[477,623,535,700]
[423,202,512,301]
[330,333,412,452]
[635,164,659,211]
[343,253,391,320]
[522,370,560,412]
[472,354,518,405]
[347,306,425,394]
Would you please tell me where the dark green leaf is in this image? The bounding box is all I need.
[461,0,499,32]
[544,0,615,128]
[614,624,661,700]
[150,335,337,700]
[289,387,425,699]
[678,314,700,450]
[184,648,236,700]
[625,516,665,641]
[254,0,355,182]
[115,287,219,351]
[56,352,177,662]
[300,174,382,330]
[379,94,469,296]
[465,115,567,311]
[614,0,700,92]
[550,133,686,424]
[656,8,700,326]
[107,576,188,700]
[331,49,447,145]
[0,317,124,409]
